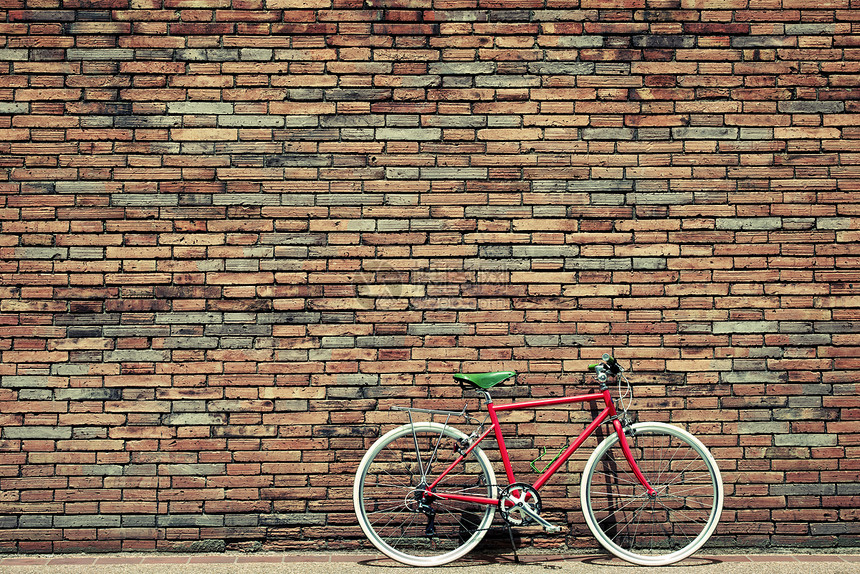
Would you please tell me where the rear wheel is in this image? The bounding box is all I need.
[581,422,723,566]
[354,422,497,567]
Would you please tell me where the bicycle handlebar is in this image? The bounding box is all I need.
[588,353,624,383]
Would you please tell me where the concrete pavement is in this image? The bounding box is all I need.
[0,553,857,573]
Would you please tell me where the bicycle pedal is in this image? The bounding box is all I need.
[544,524,561,534]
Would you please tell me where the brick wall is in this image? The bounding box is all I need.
[1,0,859,555]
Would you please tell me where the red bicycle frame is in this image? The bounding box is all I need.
[427,388,655,506]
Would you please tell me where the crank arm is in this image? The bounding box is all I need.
[515,503,561,533]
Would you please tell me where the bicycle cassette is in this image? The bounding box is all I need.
[498,483,542,527]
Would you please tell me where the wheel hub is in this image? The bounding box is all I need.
[405,483,432,513]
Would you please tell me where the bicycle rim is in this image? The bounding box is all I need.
[353,422,497,567]
[581,422,723,566]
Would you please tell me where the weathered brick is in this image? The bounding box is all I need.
[157,515,224,527]
[0,1,857,555]
[1,376,68,388]
[774,434,838,447]
[0,103,29,114]
[428,62,495,75]
[631,192,694,205]
[731,36,795,48]
[218,115,285,128]
[716,217,783,230]
[737,422,791,435]
[375,127,441,141]
[581,128,634,140]
[785,23,835,35]
[713,321,780,334]
[161,464,225,475]
[778,101,845,114]
[54,516,122,528]
[260,513,325,526]
[103,350,171,362]
[66,49,134,60]
[420,167,488,179]
[12,247,68,260]
[672,127,740,140]
[4,426,72,439]
[111,194,179,206]
[161,413,228,426]
[0,49,28,61]
[167,102,234,115]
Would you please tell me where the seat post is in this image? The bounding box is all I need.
[479,389,492,405]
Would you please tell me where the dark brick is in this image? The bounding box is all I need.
[0,1,857,556]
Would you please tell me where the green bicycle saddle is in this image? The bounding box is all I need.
[453,371,516,389]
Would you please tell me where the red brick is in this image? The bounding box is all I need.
[0,1,857,555]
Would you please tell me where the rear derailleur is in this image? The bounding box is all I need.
[410,483,436,536]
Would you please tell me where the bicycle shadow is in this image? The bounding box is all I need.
[579,556,721,568]
[357,554,722,568]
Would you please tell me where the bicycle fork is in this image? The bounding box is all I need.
[611,416,657,498]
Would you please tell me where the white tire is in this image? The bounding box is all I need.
[354,422,497,566]
[580,422,723,566]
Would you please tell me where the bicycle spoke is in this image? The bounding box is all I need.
[390,511,422,549]
[358,378,722,570]
[366,501,411,516]
[435,505,480,535]
[588,491,646,498]
[661,457,709,487]
[594,493,652,525]
[611,496,656,539]
[590,469,642,486]
[367,484,414,491]
[655,440,683,486]
[355,423,496,566]
[582,423,723,566]
[659,486,715,501]
[656,500,711,524]
[371,502,417,539]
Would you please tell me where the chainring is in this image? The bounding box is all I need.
[498,483,542,527]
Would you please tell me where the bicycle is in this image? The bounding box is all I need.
[353,354,724,567]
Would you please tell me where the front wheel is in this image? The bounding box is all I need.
[353,422,497,567]
[581,422,723,566]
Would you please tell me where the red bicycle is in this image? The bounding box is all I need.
[353,354,724,567]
